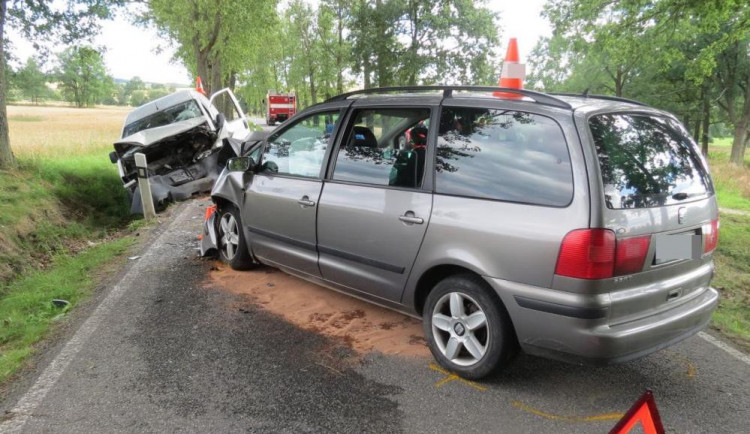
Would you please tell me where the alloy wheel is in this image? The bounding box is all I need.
[431,292,489,367]
[219,212,240,260]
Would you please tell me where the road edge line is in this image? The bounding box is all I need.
[0,204,193,433]
[698,331,750,366]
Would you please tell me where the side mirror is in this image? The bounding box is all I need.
[215,113,226,131]
[226,156,255,172]
[109,151,118,164]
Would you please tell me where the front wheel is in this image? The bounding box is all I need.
[423,274,517,380]
[216,206,254,270]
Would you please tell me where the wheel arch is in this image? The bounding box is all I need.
[412,264,492,316]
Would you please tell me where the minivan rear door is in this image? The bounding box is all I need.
[316,105,435,302]
[585,111,717,323]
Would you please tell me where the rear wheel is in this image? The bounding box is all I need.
[423,274,517,380]
[217,205,254,270]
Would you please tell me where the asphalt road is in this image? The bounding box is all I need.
[1,200,749,433]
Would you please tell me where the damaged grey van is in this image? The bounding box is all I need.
[110,88,251,214]
[201,86,720,380]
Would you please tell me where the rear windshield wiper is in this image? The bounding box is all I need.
[672,192,689,200]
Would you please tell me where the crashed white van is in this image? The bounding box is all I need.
[110,88,251,214]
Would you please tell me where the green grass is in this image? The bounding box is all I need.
[1,105,137,384]
[8,115,43,122]
[0,236,135,383]
[711,213,750,351]
[706,140,750,212]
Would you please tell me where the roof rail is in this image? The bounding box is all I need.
[324,86,572,109]
[549,92,648,107]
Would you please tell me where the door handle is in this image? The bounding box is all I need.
[297,196,316,207]
[399,212,424,225]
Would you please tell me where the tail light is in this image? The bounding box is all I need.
[555,229,615,279]
[614,235,651,276]
[703,219,719,253]
[555,229,651,279]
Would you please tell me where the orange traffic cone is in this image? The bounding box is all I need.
[196,76,206,96]
[493,38,525,99]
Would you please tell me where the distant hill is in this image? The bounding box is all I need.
[113,78,189,88]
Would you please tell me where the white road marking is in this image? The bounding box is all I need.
[0,205,193,433]
[698,331,750,366]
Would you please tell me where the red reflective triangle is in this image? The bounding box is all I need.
[610,390,665,434]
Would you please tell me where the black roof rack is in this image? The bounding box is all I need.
[324,86,572,109]
[549,92,648,107]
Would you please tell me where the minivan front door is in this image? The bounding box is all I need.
[243,110,341,278]
[317,107,434,302]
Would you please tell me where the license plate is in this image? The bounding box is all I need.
[654,233,701,264]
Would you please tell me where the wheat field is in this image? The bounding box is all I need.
[7,105,130,158]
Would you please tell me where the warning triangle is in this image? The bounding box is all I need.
[609,389,665,434]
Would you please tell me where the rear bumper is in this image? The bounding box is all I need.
[485,276,719,365]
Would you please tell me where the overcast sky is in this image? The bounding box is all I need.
[10,0,550,86]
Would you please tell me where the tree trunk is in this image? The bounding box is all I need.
[701,92,710,156]
[210,55,222,96]
[308,65,317,105]
[196,50,210,93]
[692,114,701,143]
[363,57,371,89]
[615,69,624,97]
[730,121,747,165]
[0,0,13,170]
[336,4,343,94]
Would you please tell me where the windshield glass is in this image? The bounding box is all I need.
[122,99,204,138]
[589,113,711,209]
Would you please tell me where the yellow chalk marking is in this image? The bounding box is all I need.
[511,400,623,423]
[664,350,697,378]
[428,363,487,392]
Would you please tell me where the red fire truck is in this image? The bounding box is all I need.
[265,92,297,126]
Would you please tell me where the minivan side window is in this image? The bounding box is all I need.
[332,108,431,189]
[261,111,339,178]
[435,107,573,207]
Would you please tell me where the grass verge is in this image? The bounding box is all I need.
[711,213,750,351]
[707,139,750,212]
[0,236,135,384]
[1,104,137,386]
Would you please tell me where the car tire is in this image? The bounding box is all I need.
[216,205,254,270]
[423,274,517,380]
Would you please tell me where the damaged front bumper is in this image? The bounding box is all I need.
[200,204,219,256]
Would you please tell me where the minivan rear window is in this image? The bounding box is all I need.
[589,114,711,209]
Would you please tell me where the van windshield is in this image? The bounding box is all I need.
[122,99,204,138]
[589,113,711,209]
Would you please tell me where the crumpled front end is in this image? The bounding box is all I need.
[200,204,220,257]
[113,119,238,214]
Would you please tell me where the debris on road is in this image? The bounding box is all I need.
[51,299,70,308]
[205,263,429,357]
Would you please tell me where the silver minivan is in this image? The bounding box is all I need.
[200,86,719,379]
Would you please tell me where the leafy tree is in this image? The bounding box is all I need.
[122,75,144,105]
[535,0,749,165]
[147,87,170,102]
[0,0,124,169]
[145,0,277,99]
[130,89,148,107]
[13,57,50,104]
[56,46,112,108]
